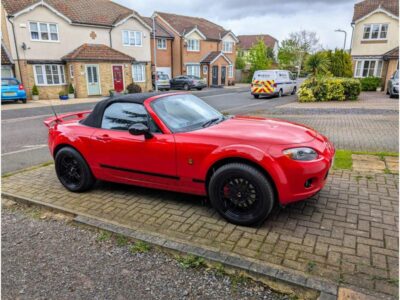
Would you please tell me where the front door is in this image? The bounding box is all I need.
[90,102,177,187]
[212,66,218,85]
[112,66,124,92]
[86,65,101,95]
[221,66,226,85]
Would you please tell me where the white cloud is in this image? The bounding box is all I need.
[114,0,355,49]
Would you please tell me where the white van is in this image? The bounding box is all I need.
[251,70,297,99]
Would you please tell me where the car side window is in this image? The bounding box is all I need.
[101,102,161,133]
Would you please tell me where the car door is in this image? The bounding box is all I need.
[171,76,181,89]
[90,102,177,187]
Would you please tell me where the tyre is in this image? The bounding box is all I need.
[278,89,283,97]
[208,163,275,226]
[22,98,27,103]
[196,87,203,91]
[55,147,95,192]
[253,94,259,99]
[291,87,297,95]
[183,84,189,91]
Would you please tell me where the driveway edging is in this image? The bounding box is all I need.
[2,191,338,297]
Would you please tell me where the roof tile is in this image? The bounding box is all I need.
[142,17,174,39]
[237,35,277,50]
[352,0,399,22]
[62,44,135,62]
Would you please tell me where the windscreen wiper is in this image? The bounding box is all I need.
[202,116,224,128]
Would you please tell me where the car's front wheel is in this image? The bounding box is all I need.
[55,147,95,192]
[208,163,275,226]
[253,94,259,99]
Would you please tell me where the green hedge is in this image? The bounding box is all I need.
[359,77,382,91]
[298,77,361,102]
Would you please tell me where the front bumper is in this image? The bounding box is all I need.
[392,86,399,95]
[268,136,335,205]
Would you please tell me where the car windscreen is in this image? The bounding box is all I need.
[158,74,169,80]
[394,71,399,80]
[1,79,19,86]
[151,94,224,133]
[253,72,275,80]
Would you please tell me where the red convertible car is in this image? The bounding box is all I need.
[45,92,334,226]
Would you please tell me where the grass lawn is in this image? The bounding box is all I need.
[333,149,399,170]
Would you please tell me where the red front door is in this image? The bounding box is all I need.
[112,66,124,92]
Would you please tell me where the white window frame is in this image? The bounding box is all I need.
[228,65,234,78]
[157,38,167,50]
[186,64,200,77]
[354,59,383,78]
[33,64,66,86]
[69,64,74,78]
[187,39,200,52]
[132,63,146,82]
[362,24,389,40]
[222,41,234,53]
[29,21,59,42]
[122,30,143,47]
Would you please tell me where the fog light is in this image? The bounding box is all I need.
[304,179,313,188]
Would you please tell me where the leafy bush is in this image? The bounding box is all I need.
[127,82,142,93]
[32,84,39,96]
[68,83,74,94]
[359,77,381,91]
[298,77,361,102]
[58,90,67,97]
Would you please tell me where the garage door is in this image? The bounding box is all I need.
[156,67,171,79]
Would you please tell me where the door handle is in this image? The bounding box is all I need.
[96,134,112,141]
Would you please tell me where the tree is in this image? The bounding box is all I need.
[247,39,272,77]
[326,49,353,77]
[278,39,302,69]
[235,49,246,70]
[305,52,330,76]
[289,30,321,53]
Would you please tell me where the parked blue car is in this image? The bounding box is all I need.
[1,77,27,103]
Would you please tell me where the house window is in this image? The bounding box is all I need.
[354,60,383,78]
[362,24,388,40]
[223,41,234,53]
[187,64,200,77]
[132,64,146,82]
[187,39,200,51]
[122,30,142,46]
[29,22,59,41]
[34,64,66,85]
[69,65,74,78]
[228,65,234,78]
[157,39,167,49]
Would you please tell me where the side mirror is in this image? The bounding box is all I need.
[128,123,153,139]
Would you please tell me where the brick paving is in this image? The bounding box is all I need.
[2,165,399,297]
[260,114,398,152]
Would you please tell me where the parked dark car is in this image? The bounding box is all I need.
[387,70,399,98]
[170,75,207,91]
[1,77,27,103]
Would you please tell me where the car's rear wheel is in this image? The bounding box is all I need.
[253,94,259,99]
[55,147,95,192]
[208,163,275,226]
[22,98,27,103]
[278,89,283,97]
[291,87,297,95]
[196,87,203,90]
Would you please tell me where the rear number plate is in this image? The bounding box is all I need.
[4,92,16,96]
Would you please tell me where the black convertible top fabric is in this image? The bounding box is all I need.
[81,92,161,128]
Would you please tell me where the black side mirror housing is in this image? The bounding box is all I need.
[128,123,153,139]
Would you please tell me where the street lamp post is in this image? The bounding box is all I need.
[335,29,347,50]
[152,16,158,92]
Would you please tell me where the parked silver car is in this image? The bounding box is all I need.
[387,70,399,98]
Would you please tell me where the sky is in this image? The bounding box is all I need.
[114,0,357,50]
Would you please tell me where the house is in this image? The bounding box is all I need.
[350,0,399,91]
[237,34,279,61]
[142,17,174,79]
[1,0,153,99]
[153,12,239,86]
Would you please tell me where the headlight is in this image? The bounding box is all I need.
[283,147,318,161]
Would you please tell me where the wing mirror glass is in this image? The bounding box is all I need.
[128,123,153,139]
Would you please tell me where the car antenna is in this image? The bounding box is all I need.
[50,100,60,123]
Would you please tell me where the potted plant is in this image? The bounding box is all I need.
[32,84,39,101]
[68,83,75,99]
[59,90,68,100]
[109,89,115,97]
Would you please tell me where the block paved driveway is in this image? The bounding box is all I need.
[2,165,398,297]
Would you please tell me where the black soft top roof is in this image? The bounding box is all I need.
[81,92,161,128]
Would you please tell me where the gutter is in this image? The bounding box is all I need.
[109,26,113,48]
[6,15,23,84]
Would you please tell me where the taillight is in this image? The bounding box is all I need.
[273,83,277,88]
[251,83,253,87]
[18,84,24,90]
